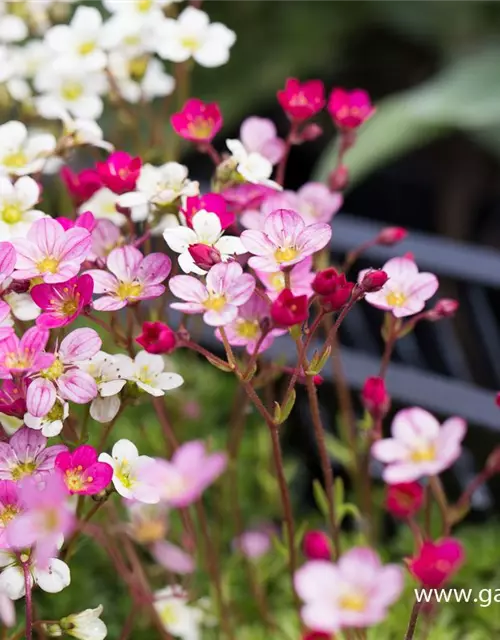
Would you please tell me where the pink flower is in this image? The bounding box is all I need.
[136,321,177,355]
[152,441,227,508]
[11,218,92,284]
[241,209,332,272]
[90,219,122,260]
[26,328,101,417]
[60,166,102,206]
[0,427,67,482]
[56,210,96,232]
[0,379,26,418]
[151,540,195,575]
[96,151,142,195]
[408,538,464,588]
[0,481,23,548]
[0,242,16,283]
[277,78,325,121]
[295,183,342,225]
[31,274,94,329]
[234,528,272,559]
[0,326,53,379]
[169,261,255,327]
[55,445,113,495]
[182,193,234,230]
[385,482,424,520]
[295,547,403,633]
[222,183,277,214]
[361,257,439,318]
[327,88,375,130]
[240,117,286,165]
[215,293,286,354]
[256,256,315,301]
[271,289,309,327]
[372,407,466,484]
[171,98,223,143]
[6,473,74,568]
[86,246,171,311]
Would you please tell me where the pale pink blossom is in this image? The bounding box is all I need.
[241,208,331,272]
[151,440,227,508]
[26,328,101,417]
[6,473,74,568]
[361,257,438,318]
[0,427,66,482]
[215,293,286,354]
[151,540,195,575]
[86,246,171,311]
[0,585,14,627]
[0,326,53,379]
[372,407,466,484]
[255,256,315,301]
[169,261,255,327]
[90,219,122,261]
[11,218,92,284]
[240,117,286,165]
[295,547,403,633]
[0,481,22,548]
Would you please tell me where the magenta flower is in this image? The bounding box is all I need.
[169,261,255,327]
[361,257,439,318]
[222,183,277,214]
[372,407,466,484]
[255,256,315,301]
[240,117,286,165]
[96,151,142,195]
[241,209,332,272]
[0,379,26,418]
[6,473,74,568]
[295,547,403,633]
[26,328,101,417]
[31,274,94,329]
[0,326,53,379]
[0,427,67,482]
[55,445,113,495]
[171,98,223,144]
[327,88,375,130]
[182,193,234,230]
[215,293,286,354]
[152,441,227,507]
[0,481,23,548]
[11,218,92,284]
[60,166,102,206]
[277,78,325,122]
[56,210,96,232]
[86,246,171,311]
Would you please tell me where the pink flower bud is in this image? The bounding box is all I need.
[271,289,309,327]
[312,267,340,295]
[408,538,464,588]
[136,321,177,354]
[298,123,323,143]
[188,244,222,271]
[321,274,354,312]
[328,165,349,191]
[361,376,390,418]
[385,482,424,519]
[303,530,331,560]
[377,226,408,246]
[427,298,459,321]
[359,269,388,293]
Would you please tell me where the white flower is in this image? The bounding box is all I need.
[103,0,176,20]
[0,585,14,628]
[80,352,134,423]
[154,586,205,640]
[24,400,69,437]
[35,62,107,120]
[101,13,157,57]
[130,351,183,397]
[0,121,56,176]
[164,210,245,275]
[108,53,175,104]
[0,9,28,44]
[79,188,126,227]
[60,604,107,640]
[4,292,41,321]
[38,104,113,152]
[98,439,160,503]
[0,176,44,238]
[45,6,106,71]
[154,7,236,68]
[226,139,281,189]
[0,552,70,600]
[118,163,199,219]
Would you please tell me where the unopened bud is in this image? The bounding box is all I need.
[188,243,222,271]
[361,376,390,419]
[427,298,459,321]
[376,226,408,246]
[359,269,388,293]
[303,530,331,560]
[298,123,323,143]
[328,164,349,191]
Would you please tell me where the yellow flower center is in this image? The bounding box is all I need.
[37,256,60,274]
[386,291,407,307]
[61,81,84,102]
[339,593,367,612]
[411,444,436,463]
[133,520,166,544]
[78,40,95,56]
[290,92,309,106]
[0,505,20,526]
[128,56,149,82]
[160,603,180,625]
[204,294,226,311]
[65,468,86,492]
[47,402,64,422]
[136,0,153,12]
[41,358,64,380]
[269,272,285,292]
[11,461,37,481]
[187,117,215,140]
[2,151,27,169]
[236,319,259,339]
[274,246,298,263]
[116,281,143,301]
[116,462,134,489]
[1,204,22,224]
[5,352,31,370]
[136,365,153,385]
[180,37,201,52]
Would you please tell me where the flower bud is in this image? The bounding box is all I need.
[60,605,107,640]
[359,269,388,293]
[427,298,459,321]
[188,243,222,271]
[312,267,340,296]
[361,376,390,419]
[271,289,309,327]
[321,274,354,312]
[328,165,349,191]
[376,226,408,246]
[385,482,424,519]
[136,321,177,354]
[408,538,464,588]
[303,530,331,560]
[298,123,323,143]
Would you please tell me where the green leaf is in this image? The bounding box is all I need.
[312,480,329,517]
[325,433,354,466]
[273,389,296,425]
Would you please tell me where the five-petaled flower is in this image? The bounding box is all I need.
[328,88,375,130]
[31,274,94,329]
[171,99,223,144]
[56,444,113,495]
[277,78,325,122]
